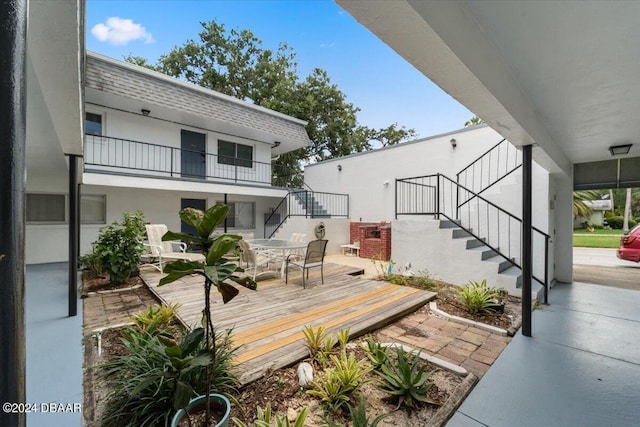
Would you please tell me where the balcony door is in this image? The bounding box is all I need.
[181,129,206,179]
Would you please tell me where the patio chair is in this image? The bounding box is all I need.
[143,224,204,273]
[238,239,277,280]
[285,239,328,288]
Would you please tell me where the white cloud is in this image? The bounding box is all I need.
[91,17,155,45]
[319,42,335,48]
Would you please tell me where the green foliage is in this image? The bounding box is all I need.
[308,350,371,413]
[79,249,104,277]
[573,190,600,219]
[377,347,436,409]
[130,303,181,334]
[456,279,499,314]
[303,325,333,360]
[361,339,389,371]
[126,19,417,187]
[464,116,484,127]
[337,328,350,350]
[607,215,637,230]
[349,395,391,427]
[233,404,310,427]
[93,211,146,285]
[100,327,238,427]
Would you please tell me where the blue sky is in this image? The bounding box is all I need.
[86,0,473,139]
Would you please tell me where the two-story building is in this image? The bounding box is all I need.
[26,52,313,264]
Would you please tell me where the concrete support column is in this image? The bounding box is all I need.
[0,0,28,425]
[554,173,574,283]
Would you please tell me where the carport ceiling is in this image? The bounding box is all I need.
[337,1,640,177]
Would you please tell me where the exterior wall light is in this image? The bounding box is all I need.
[141,109,150,116]
[608,144,632,156]
[450,138,457,148]
[272,141,281,149]
[337,164,342,171]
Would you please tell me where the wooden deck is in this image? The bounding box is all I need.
[140,263,436,384]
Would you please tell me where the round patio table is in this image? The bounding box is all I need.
[246,239,307,278]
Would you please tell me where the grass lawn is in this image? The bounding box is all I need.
[573,235,621,248]
[573,228,625,235]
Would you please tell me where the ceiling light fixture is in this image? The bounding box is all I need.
[141,109,150,116]
[608,144,632,156]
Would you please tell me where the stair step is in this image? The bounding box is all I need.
[465,238,487,249]
[452,229,472,239]
[485,255,516,273]
[439,220,460,229]
[499,266,522,288]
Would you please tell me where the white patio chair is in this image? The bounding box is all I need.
[143,224,204,273]
[238,239,277,280]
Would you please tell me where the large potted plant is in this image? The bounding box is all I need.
[160,204,256,427]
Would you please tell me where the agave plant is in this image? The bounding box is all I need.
[377,347,436,409]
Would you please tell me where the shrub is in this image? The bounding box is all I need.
[456,279,499,314]
[377,347,436,409]
[79,249,104,277]
[307,350,371,412]
[130,303,181,334]
[361,339,389,371]
[607,216,637,229]
[100,327,238,427]
[93,211,146,285]
[233,404,310,427]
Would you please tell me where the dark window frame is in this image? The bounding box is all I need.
[217,140,253,168]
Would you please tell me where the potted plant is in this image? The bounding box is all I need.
[160,204,257,427]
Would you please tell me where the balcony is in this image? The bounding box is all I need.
[84,134,273,186]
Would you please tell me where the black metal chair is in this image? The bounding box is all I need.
[285,239,328,288]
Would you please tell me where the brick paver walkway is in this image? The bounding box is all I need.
[83,287,159,335]
[375,304,510,377]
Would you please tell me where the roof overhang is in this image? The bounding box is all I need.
[26,0,83,176]
[337,0,640,184]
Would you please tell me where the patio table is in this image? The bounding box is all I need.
[246,239,307,278]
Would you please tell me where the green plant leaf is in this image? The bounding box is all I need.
[200,204,230,236]
[180,327,204,355]
[216,282,240,303]
[172,380,194,411]
[207,235,240,265]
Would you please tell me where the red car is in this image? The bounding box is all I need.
[617,225,640,262]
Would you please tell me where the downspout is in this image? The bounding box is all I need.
[0,1,28,425]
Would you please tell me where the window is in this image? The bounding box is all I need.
[220,201,255,229]
[26,193,66,223]
[218,140,253,168]
[81,194,106,224]
[85,112,102,136]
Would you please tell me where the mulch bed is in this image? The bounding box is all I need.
[82,271,143,294]
[434,284,520,330]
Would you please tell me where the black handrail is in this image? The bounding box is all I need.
[456,138,522,211]
[264,190,349,238]
[84,134,273,185]
[396,172,549,298]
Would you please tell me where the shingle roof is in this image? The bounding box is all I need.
[85,52,310,147]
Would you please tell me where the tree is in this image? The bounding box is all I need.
[464,116,484,127]
[125,20,416,186]
[573,190,600,219]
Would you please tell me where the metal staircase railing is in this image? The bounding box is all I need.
[395,173,549,302]
[456,138,522,211]
[264,190,349,238]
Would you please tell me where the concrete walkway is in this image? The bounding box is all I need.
[26,263,83,427]
[449,281,640,426]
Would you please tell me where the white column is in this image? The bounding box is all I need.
[553,171,574,283]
